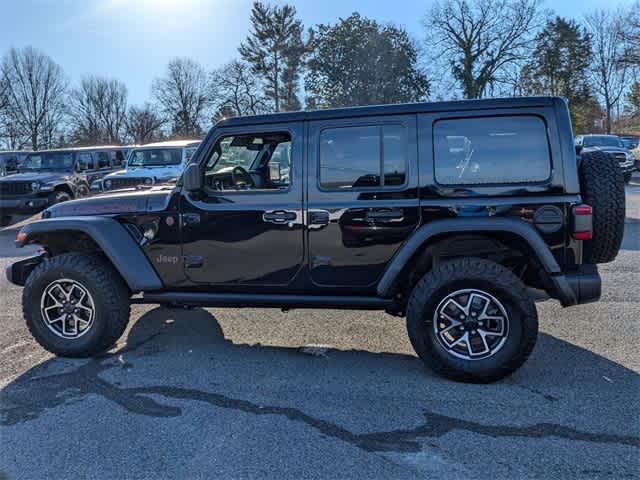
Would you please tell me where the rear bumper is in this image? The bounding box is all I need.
[553,264,601,307]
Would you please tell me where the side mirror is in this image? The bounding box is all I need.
[182,163,203,192]
[575,144,583,155]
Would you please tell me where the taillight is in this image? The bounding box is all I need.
[573,204,593,240]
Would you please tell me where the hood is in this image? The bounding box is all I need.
[586,146,628,155]
[45,186,173,218]
[107,165,183,180]
[0,171,72,183]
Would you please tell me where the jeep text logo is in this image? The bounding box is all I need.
[155,254,179,265]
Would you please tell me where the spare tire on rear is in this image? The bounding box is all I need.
[578,150,625,263]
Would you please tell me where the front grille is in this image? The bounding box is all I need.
[106,177,151,190]
[0,182,32,196]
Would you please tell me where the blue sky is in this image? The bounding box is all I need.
[0,0,634,105]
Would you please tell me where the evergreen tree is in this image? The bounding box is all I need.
[239,2,306,112]
[521,17,595,132]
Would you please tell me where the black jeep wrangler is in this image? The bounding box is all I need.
[0,146,127,226]
[6,97,626,382]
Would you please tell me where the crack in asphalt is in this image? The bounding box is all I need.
[1,335,638,453]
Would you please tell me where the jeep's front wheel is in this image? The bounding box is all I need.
[23,253,131,357]
[406,258,538,383]
[48,190,71,205]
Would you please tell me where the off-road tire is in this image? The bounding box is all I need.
[624,172,632,184]
[579,150,625,263]
[406,258,538,383]
[48,190,72,205]
[23,253,130,357]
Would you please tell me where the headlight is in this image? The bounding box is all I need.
[627,152,636,161]
[104,179,112,189]
[144,178,153,185]
[30,182,40,191]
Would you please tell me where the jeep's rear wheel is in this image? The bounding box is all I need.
[406,258,538,383]
[579,150,625,263]
[23,253,130,357]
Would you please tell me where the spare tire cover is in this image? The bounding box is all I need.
[578,150,625,263]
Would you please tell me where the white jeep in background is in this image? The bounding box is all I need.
[97,140,201,191]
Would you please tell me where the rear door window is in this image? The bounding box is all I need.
[434,116,551,185]
[319,124,407,189]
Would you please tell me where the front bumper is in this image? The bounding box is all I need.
[0,196,49,215]
[6,255,45,286]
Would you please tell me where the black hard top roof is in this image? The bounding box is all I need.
[217,96,563,127]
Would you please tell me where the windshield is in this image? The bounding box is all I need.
[128,148,182,167]
[583,136,624,148]
[20,152,75,170]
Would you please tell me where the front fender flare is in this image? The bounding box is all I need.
[376,218,576,306]
[16,216,163,292]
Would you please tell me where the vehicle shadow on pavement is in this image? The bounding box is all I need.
[2,306,639,456]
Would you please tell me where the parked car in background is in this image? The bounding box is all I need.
[574,134,636,183]
[619,135,639,150]
[0,151,29,176]
[0,146,127,226]
[99,140,200,192]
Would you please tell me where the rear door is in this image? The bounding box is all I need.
[306,115,420,290]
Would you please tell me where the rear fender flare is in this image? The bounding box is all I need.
[377,218,576,305]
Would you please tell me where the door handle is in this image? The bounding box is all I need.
[182,213,200,227]
[366,209,404,221]
[308,210,330,226]
[263,210,297,224]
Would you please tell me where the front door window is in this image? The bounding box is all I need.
[204,133,291,192]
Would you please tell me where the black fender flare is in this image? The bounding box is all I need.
[376,218,577,306]
[15,216,163,292]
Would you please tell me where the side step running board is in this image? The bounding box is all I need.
[136,292,394,310]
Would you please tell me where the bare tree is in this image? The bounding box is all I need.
[152,58,210,138]
[623,1,640,67]
[1,46,67,150]
[125,104,165,144]
[210,60,269,118]
[424,0,542,99]
[585,9,629,134]
[68,76,128,145]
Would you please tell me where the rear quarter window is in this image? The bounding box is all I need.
[434,115,551,185]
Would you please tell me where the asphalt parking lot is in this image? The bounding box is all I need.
[0,177,639,479]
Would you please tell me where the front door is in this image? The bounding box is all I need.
[306,115,420,290]
[180,123,304,286]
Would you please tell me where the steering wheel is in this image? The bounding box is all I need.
[231,166,255,189]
